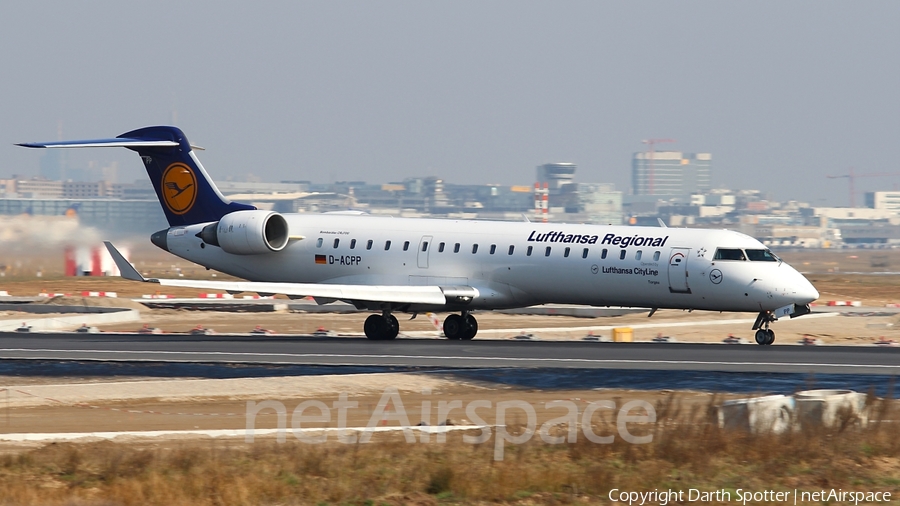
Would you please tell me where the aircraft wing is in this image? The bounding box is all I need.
[104,242,472,306]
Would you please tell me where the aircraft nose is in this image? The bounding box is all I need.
[795,276,819,304]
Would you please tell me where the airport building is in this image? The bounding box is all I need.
[866,191,900,211]
[0,198,167,232]
[536,163,576,190]
[632,151,711,197]
[576,183,623,225]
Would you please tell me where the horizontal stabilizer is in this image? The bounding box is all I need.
[17,138,179,149]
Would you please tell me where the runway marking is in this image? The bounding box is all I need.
[0,348,897,370]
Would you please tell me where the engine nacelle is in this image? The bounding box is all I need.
[200,210,289,255]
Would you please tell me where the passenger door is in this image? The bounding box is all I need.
[668,248,691,293]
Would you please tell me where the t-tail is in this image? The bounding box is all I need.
[17,126,255,226]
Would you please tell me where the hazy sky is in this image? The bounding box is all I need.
[2,1,898,206]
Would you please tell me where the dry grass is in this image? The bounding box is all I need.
[0,395,898,505]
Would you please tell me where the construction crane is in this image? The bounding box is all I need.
[641,138,675,195]
[826,168,900,207]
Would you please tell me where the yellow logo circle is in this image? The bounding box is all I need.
[161,163,197,215]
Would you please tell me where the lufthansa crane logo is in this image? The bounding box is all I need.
[161,163,197,215]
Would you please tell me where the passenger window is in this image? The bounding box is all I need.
[403,241,410,251]
[333,238,340,248]
[472,244,478,254]
[508,245,515,255]
[527,246,533,256]
[713,248,746,261]
[366,240,373,250]
[439,242,445,253]
[454,243,460,253]
[545,247,552,257]
[635,251,642,261]
[564,247,570,258]
[385,240,392,251]
[316,238,323,248]
[746,249,779,261]
[653,251,660,261]
[490,244,496,255]
[582,248,589,259]
[619,250,626,260]
[421,241,429,252]
[601,249,608,259]
[350,239,357,250]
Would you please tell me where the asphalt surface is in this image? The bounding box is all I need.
[0,332,897,375]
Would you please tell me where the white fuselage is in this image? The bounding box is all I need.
[161,215,819,313]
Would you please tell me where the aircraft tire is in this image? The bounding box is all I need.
[364,314,388,340]
[386,315,399,340]
[461,315,478,340]
[443,314,464,340]
[755,329,768,346]
[765,329,775,345]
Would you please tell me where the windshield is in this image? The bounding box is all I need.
[745,249,779,262]
[713,248,746,261]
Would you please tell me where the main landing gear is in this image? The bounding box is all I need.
[363,311,399,340]
[753,311,776,346]
[363,310,479,341]
[443,311,478,340]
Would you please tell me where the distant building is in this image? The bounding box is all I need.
[536,163,576,190]
[866,191,900,211]
[577,183,623,225]
[0,177,64,198]
[0,198,166,232]
[63,181,111,199]
[632,151,711,196]
[216,181,309,195]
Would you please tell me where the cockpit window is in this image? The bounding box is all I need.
[713,248,746,261]
[746,249,779,262]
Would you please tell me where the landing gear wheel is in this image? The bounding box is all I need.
[755,329,776,346]
[364,314,388,340]
[461,314,478,340]
[755,329,767,345]
[385,314,399,340]
[443,314,464,340]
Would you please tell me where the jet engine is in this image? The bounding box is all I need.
[198,210,289,255]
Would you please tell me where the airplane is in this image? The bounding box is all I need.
[18,126,819,344]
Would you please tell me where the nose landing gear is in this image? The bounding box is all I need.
[752,311,776,346]
[754,328,775,345]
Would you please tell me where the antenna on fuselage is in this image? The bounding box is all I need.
[657,218,667,228]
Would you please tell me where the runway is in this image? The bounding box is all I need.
[0,332,897,375]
